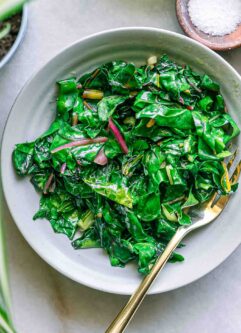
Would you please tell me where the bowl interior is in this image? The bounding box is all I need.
[2,28,241,295]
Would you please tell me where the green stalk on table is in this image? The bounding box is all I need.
[0,0,29,40]
[0,186,16,333]
[0,0,28,21]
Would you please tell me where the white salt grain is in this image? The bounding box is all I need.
[188,0,241,36]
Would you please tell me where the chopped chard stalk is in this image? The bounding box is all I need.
[60,163,67,174]
[72,113,78,126]
[51,137,108,153]
[83,100,93,110]
[43,173,54,194]
[108,118,128,154]
[179,96,184,105]
[146,119,155,128]
[147,55,157,66]
[94,148,108,165]
[83,89,103,100]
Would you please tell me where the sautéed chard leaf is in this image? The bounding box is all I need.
[13,55,240,274]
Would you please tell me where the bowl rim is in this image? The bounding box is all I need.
[0,5,28,70]
[2,27,241,295]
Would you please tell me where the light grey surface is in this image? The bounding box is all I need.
[1,0,241,332]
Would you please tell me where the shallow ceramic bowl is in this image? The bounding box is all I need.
[2,28,241,295]
[0,6,28,70]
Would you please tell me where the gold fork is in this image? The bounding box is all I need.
[106,157,241,333]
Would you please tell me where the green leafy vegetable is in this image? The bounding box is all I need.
[12,55,240,275]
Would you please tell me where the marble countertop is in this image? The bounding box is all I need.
[1,1,241,332]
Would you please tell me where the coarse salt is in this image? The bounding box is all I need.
[188,0,241,36]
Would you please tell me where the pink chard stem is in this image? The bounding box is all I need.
[43,173,54,194]
[60,163,67,174]
[108,118,128,154]
[51,137,108,154]
[94,148,108,165]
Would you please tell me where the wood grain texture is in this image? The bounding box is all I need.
[176,0,241,51]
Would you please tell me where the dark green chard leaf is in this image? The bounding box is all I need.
[33,189,79,239]
[108,61,144,92]
[33,137,53,169]
[83,177,133,208]
[119,207,150,242]
[13,142,34,175]
[156,218,178,239]
[133,119,171,142]
[57,77,78,116]
[136,104,194,130]
[73,99,102,138]
[223,114,240,143]
[136,191,161,222]
[30,172,51,192]
[198,96,213,111]
[77,210,95,231]
[98,96,128,122]
[104,137,122,158]
[122,154,143,177]
[40,118,64,138]
[12,54,240,275]
[182,189,199,208]
[72,228,101,249]
[102,202,125,233]
[133,91,160,111]
[133,242,156,274]
[159,71,190,97]
[200,74,219,92]
[132,139,149,152]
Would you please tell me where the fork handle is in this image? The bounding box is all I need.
[105,226,188,333]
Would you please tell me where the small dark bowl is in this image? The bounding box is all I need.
[0,5,28,70]
[176,0,241,51]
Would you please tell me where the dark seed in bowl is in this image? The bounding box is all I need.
[0,13,22,61]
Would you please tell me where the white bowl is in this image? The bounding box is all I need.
[2,27,241,295]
